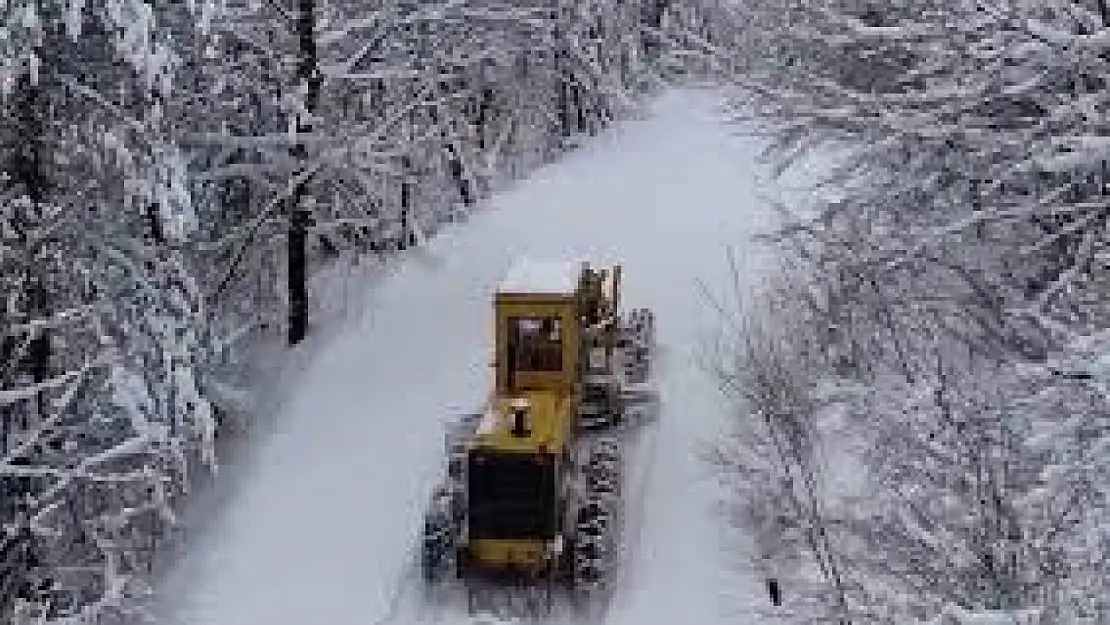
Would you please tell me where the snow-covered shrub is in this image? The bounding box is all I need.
[707,252,1110,623]
[700,250,856,623]
[706,2,1110,621]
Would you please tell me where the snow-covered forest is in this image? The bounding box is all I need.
[0,0,727,622]
[700,1,1110,624]
[3,0,1107,624]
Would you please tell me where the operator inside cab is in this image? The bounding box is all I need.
[508,316,563,374]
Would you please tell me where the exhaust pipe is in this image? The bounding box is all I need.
[510,398,530,437]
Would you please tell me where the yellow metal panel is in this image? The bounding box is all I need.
[472,391,574,453]
[468,538,549,569]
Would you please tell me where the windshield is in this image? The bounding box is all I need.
[508,316,563,373]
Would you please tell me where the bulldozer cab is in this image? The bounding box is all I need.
[494,258,583,395]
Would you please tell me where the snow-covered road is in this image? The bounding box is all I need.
[158,88,775,625]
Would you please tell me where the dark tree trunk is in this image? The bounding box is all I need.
[444,145,473,208]
[767,577,781,606]
[557,70,571,138]
[642,0,671,57]
[399,155,415,251]
[573,84,585,134]
[476,87,494,151]
[288,0,321,345]
[553,20,573,140]
[8,70,51,430]
[287,192,309,345]
[2,69,49,603]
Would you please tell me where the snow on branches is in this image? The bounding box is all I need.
[1,2,221,622]
[710,1,1110,621]
[732,0,1110,336]
[707,260,1109,622]
[182,0,666,332]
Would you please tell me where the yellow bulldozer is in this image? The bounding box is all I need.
[420,257,658,618]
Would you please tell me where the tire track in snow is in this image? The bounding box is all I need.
[615,417,662,607]
[372,546,422,625]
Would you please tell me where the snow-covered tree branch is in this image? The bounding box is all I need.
[707,1,1110,622]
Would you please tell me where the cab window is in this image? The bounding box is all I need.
[508,316,562,372]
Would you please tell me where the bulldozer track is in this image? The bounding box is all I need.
[601,349,664,620]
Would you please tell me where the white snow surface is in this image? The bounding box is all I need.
[157,89,779,625]
[498,256,586,295]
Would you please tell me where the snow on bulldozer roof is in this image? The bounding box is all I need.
[497,257,586,295]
